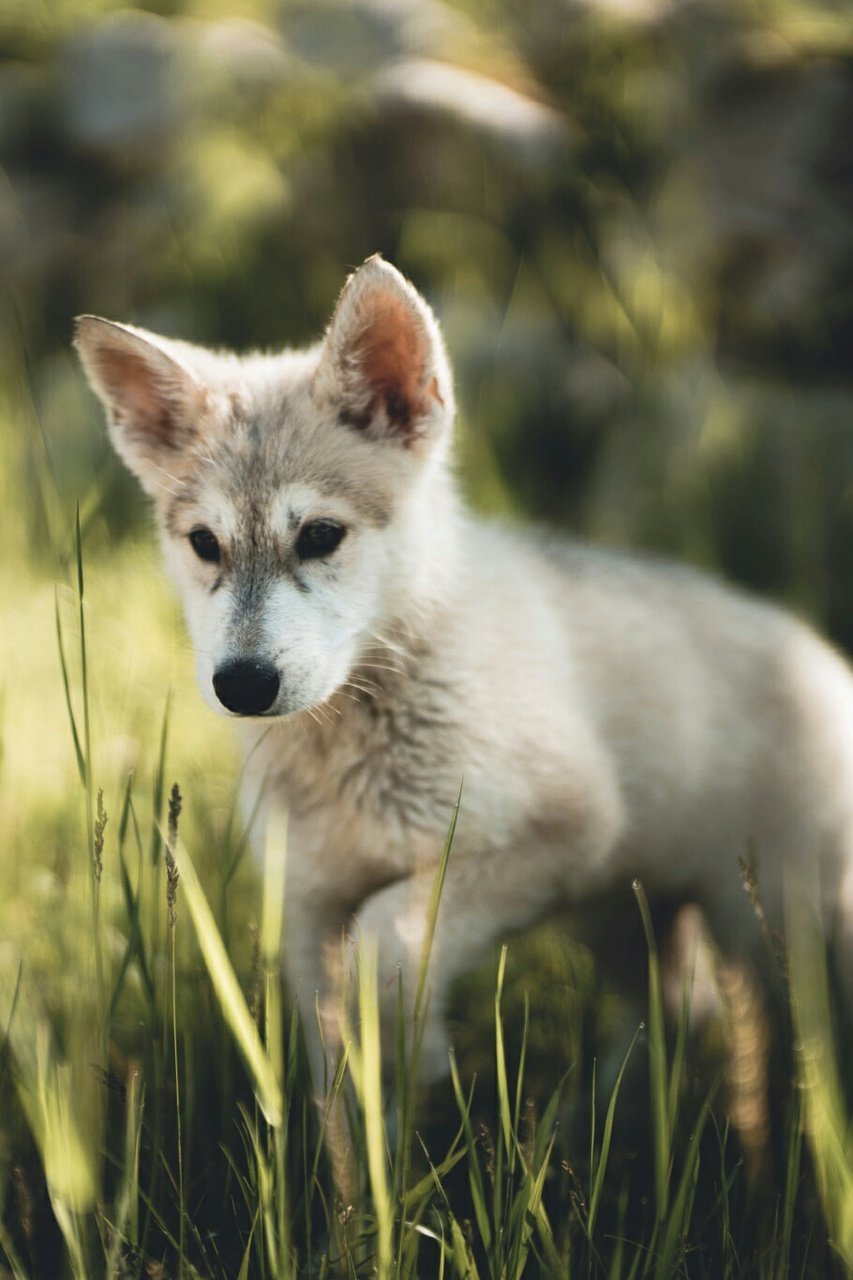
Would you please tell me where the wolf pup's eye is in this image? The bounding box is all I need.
[189,526,221,563]
[296,519,346,560]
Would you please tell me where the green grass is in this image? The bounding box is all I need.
[2,516,853,1278]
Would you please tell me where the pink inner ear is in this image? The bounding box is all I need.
[93,348,185,448]
[354,291,438,432]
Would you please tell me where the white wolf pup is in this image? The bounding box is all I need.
[76,256,853,1085]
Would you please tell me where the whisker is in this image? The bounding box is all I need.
[370,631,411,659]
[342,683,379,701]
[148,459,187,489]
[307,698,338,728]
[317,700,336,726]
[344,677,380,694]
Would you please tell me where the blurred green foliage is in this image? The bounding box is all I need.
[2,0,852,633]
[1,3,852,1274]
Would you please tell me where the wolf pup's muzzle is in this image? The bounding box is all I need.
[213,658,280,716]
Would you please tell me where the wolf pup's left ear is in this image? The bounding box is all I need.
[74,316,206,495]
[313,256,455,449]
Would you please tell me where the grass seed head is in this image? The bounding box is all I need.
[166,781,182,928]
[93,787,107,883]
[167,781,182,847]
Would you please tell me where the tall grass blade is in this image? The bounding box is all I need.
[0,962,22,1097]
[260,803,288,968]
[354,938,394,1279]
[633,880,670,1224]
[239,1104,279,1277]
[667,973,692,1142]
[653,1076,720,1280]
[513,991,530,1144]
[261,796,288,1274]
[110,848,156,1020]
[513,1129,558,1280]
[54,587,86,787]
[588,1023,642,1240]
[74,506,92,813]
[150,694,171,867]
[449,1213,481,1280]
[413,788,460,1027]
[449,1050,492,1257]
[0,1220,29,1280]
[787,883,853,1268]
[117,769,134,852]
[0,968,27,1279]
[14,1028,97,1279]
[404,1142,471,1210]
[494,944,512,1157]
[236,1211,259,1280]
[171,833,283,1127]
[397,792,460,1210]
[105,1067,143,1276]
[777,1095,802,1280]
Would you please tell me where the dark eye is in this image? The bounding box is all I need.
[296,519,346,560]
[189,526,221,563]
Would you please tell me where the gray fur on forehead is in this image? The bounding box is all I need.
[184,348,402,527]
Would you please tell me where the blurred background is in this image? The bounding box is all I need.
[1,2,852,1272]
[2,0,852,635]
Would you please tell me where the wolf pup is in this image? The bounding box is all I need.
[75,256,853,1086]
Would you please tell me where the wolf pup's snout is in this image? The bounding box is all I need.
[212,658,280,716]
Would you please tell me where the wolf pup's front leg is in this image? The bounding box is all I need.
[351,770,625,1083]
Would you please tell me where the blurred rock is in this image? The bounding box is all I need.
[282,0,459,74]
[193,18,291,89]
[59,12,183,158]
[374,58,574,161]
[0,62,45,152]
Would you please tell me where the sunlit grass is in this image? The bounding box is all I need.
[1,501,852,1277]
[0,536,237,935]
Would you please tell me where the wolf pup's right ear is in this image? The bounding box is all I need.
[74,317,206,496]
[313,256,455,451]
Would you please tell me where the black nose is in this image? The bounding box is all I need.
[212,659,280,716]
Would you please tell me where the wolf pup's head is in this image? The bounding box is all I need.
[75,257,456,718]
